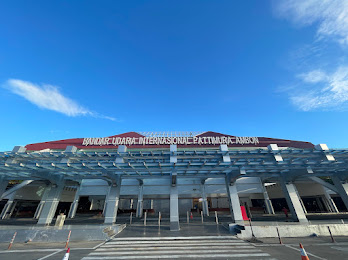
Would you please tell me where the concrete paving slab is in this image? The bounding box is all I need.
[0,224,125,242]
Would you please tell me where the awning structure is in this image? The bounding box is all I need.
[1,143,348,229]
[1,132,348,230]
[1,145,348,183]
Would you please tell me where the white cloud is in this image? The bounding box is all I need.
[298,69,328,83]
[5,79,117,120]
[274,0,348,45]
[273,1,348,110]
[290,66,348,111]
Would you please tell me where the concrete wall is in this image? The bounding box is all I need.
[233,224,348,239]
[116,198,192,215]
[79,177,263,198]
[211,197,229,208]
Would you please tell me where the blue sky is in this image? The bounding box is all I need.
[1,0,348,151]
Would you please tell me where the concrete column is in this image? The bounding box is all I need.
[316,197,325,212]
[104,180,121,224]
[322,189,339,213]
[201,183,209,216]
[170,147,179,231]
[280,180,308,223]
[37,182,65,225]
[68,186,81,218]
[321,195,332,212]
[34,186,51,219]
[102,196,107,215]
[260,181,275,214]
[225,179,243,224]
[294,186,308,214]
[0,193,16,219]
[136,184,144,218]
[150,199,154,210]
[34,201,45,219]
[332,176,348,211]
[8,201,17,218]
[0,178,8,199]
[170,185,180,231]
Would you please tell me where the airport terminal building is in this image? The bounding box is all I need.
[1,131,348,231]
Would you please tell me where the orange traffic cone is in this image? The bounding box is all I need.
[190,212,193,219]
[62,248,70,260]
[299,243,310,260]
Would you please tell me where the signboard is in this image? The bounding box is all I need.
[24,131,314,151]
[82,136,260,146]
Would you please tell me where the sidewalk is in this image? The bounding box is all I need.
[116,223,231,238]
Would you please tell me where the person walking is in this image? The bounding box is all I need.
[282,207,289,221]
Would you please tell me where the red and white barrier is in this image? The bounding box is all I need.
[65,230,71,248]
[7,232,17,250]
[62,248,70,260]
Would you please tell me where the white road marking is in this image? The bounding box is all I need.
[96,245,255,251]
[93,240,108,249]
[90,249,263,255]
[101,243,246,248]
[82,253,273,259]
[285,245,327,260]
[0,247,97,253]
[331,246,348,252]
[37,249,64,260]
[81,235,277,260]
[111,236,238,240]
[105,240,245,245]
[0,249,59,254]
[252,242,348,247]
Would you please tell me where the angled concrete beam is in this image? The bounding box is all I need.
[116,145,127,164]
[37,179,66,225]
[279,179,308,223]
[268,144,283,162]
[0,192,17,219]
[220,144,231,163]
[170,145,177,164]
[12,146,27,153]
[1,180,34,200]
[315,144,335,161]
[68,183,81,218]
[34,184,50,219]
[306,166,314,174]
[308,176,338,194]
[5,146,27,167]
[322,188,339,213]
[64,145,77,153]
[0,177,8,199]
[226,168,246,185]
[260,178,275,214]
[104,175,121,224]
[60,146,77,163]
[332,175,348,211]
[225,178,243,225]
